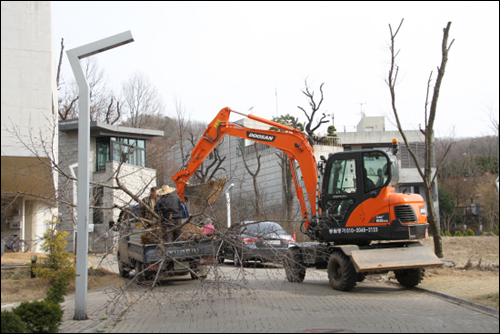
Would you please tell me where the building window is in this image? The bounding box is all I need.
[96,138,110,171]
[96,137,146,170]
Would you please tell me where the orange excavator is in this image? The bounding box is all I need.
[172,107,442,291]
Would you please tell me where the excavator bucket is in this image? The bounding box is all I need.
[349,242,443,273]
[184,178,227,207]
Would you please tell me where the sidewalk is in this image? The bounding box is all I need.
[58,284,129,333]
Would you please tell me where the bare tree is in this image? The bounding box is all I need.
[276,152,294,221]
[387,19,454,258]
[239,142,262,215]
[121,71,164,128]
[297,79,329,139]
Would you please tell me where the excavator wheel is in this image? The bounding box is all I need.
[356,273,367,283]
[394,268,425,288]
[327,251,357,291]
[284,249,306,283]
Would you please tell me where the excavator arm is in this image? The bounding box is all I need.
[172,107,319,225]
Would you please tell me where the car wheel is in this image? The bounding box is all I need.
[284,249,306,283]
[327,251,357,291]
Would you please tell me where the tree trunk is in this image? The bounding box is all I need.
[424,182,443,258]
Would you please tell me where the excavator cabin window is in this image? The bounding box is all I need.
[327,159,357,195]
[325,158,357,222]
[362,151,390,192]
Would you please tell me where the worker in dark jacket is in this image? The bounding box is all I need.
[155,185,183,242]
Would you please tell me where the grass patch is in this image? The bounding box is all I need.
[471,292,499,310]
[1,266,123,304]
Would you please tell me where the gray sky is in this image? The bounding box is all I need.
[52,1,499,138]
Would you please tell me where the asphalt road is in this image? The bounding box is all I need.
[99,261,499,333]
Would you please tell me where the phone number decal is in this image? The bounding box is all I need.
[329,227,379,234]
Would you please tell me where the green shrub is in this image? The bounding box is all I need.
[464,228,476,236]
[440,230,445,237]
[480,230,484,236]
[12,301,63,333]
[1,310,26,333]
[44,273,71,305]
[454,231,463,237]
[446,231,452,237]
[31,215,75,281]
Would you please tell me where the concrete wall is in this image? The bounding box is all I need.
[1,1,58,158]
[356,116,385,132]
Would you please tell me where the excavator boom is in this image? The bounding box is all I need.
[172,107,318,224]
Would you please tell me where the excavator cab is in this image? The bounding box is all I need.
[320,149,393,226]
[314,148,429,244]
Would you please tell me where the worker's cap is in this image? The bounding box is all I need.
[157,185,176,196]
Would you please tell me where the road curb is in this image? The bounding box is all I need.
[383,279,499,317]
[415,286,499,317]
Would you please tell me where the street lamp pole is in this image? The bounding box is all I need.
[66,31,134,320]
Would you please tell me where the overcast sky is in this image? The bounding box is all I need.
[51,1,499,139]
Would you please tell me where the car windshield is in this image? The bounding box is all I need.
[242,222,287,237]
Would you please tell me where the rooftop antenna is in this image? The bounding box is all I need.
[360,102,367,118]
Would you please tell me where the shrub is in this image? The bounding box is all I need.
[1,310,26,333]
[464,228,476,237]
[31,215,75,281]
[446,231,452,237]
[12,300,63,333]
[454,231,463,237]
[440,230,445,237]
[44,273,71,305]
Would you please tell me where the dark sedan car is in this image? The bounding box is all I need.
[220,221,294,266]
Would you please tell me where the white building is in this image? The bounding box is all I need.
[1,1,59,252]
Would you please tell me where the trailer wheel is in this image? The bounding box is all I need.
[284,249,306,283]
[117,253,130,278]
[394,268,425,288]
[135,261,144,283]
[327,251,357,291]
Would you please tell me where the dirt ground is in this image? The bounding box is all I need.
[2,236,499,309]
[399,236,499,310]
[1,252,123,304]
